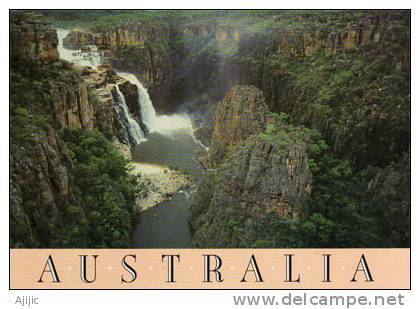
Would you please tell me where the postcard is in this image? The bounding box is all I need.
[9,8,411,293]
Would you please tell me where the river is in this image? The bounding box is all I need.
[131,115,203,248]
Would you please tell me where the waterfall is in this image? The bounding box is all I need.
[152,114,193,135]
[55,28,148,145]
[56,29,103,68]
[112,85,146,145]
[114,72,198,139]
[116,73,202,140]
[115,72,157,132]
[55,28,203,146]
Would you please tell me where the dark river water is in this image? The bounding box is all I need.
[131,122,203,248]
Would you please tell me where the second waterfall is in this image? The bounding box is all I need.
[116,72,157,133]
[56,28,158,145]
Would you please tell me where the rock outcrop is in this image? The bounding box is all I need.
[207,85,267,166]
[183,22,241,43]
[10,11,59,64]
[225,11,410,169]
[62,29,95,49]
[64,23,170,50]
[190,85,312,247]
[237,12,410,61]
[10,128,83,247]
[49,76,95,129]
[80,65,144,140]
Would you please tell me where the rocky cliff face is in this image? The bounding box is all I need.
[187,11,409,248]
[12,11,148,144]
[183,22,241,43]
[272,14,408,59]
[64,23,170,50]
[180,11,409,111]
[10,12,143,247]
[10,13,142,137]
[62,29,94,49]
[207,85,267,166]
[80,65,144,140]
[225,11,410,169]
[228,12,410,92]
[234,12,410,61]
[61,20,243,113]
[10,15,98,133]
[49,74,95,129]
[55,11,409,116]
[190,85,312,247]
[10,128,84,247]
[10,11,59,64]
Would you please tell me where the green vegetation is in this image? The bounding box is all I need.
[251,128,409,248]
[191,111,410,248]
[10,58,139,248]
[233,39,409,168]
[288,50,410,167]
[62,128,139,247]
[259,112,310,151]
[10,106,50,145]
[301,131,377,247]
[10,58,79,147]
[217,16,410,246]
[42,10,173,30]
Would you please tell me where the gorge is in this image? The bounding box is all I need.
[56,22,205,248]
[10,10,410,249]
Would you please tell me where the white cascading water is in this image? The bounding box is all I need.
[55,28,201,144]
[113,85,146,145]
[56,29,103,68]
[115,72,157,132]
[153,114,194,136]
[115,72,196,139]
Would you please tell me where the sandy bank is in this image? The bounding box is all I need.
[129,162,191,211]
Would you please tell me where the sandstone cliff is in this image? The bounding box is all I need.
[55,11,409,117]
[10,127,83,247]
[10,12,141,247]
[226,11,410,168]
[49,74,95,129]
[60,20,243,113]
[10,11,59,64]
[190,85,312,247]
[11,11,148,144]
[207,85,267,166]
[269,14,408,59]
